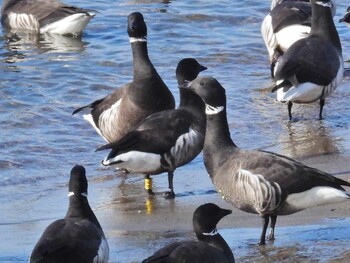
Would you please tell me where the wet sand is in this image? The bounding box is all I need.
[95,153,350,262]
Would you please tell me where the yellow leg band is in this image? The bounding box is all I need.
[145,178,152,190]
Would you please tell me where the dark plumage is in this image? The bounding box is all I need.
[142,203,235,263]
[73,12,175,143]
[339,6,350,28]
[29,165,109,263]
[1,0,96,35]
[96,58,207,198]
[186,76,350,245]
[271,0,343,120]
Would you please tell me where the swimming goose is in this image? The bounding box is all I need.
[1,0,96,36]
[29,165,109,263]
[96,58,207,198]
[339,6,350,28]
[272,0,343,120]
[185,76,350,245]
[142,203,235,263]
[73,12,175,143]
[261,0,336,76]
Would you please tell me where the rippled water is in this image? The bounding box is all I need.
[0,0,350,262]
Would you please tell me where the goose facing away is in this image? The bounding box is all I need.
[142,203,235,263]
[185,76,350,245]
[1,0,97,36]
[96,58,207,198]
[29,165,109,263]
[271,0,343,120]
[262,0,336,74]
[73,12,175,143]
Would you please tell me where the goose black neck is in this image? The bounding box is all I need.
[203,108,237,176]
[197,233,235,262]
[179,88,205,119]
[66,195,103,231]
[131,41,157,79]
[311,1,342,52]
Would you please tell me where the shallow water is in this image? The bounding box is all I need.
[0,0,350,262]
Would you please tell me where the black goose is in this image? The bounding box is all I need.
[1,0,96,36]
[339,6,350,28]
[96,58,207,198]
[73,12,175,143]
[142,203,235,263]
[271,0,343,120]
[185,76,350,245]
[29,165,109,263]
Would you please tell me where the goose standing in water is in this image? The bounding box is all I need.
[272,0,343,120]
[185,76,350,245]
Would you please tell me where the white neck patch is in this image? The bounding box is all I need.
[315,1,332,8]
[205,104,224,115]
[68,192,88,197]
[129,37,147,43]
[202,228,218,236]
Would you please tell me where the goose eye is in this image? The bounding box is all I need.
[200,81,204,86]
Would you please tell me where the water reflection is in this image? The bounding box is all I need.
[278,120,339,159]
[1,31,87,63]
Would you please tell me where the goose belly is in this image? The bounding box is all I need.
[275,25,310,53]
[276,82,325,103]
[102,151,162,174]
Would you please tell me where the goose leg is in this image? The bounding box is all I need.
[319,98,325,120]
[144,174,154,195]
[268,215,277,241]
[288,101,293,121]
[164,171,175,199]
[259,215,269,245]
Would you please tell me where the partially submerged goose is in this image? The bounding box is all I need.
[142,203,235,263]
[1,0,96,36]
[272,0,343,120]
[73,12,175,143]
[186,76,350,245]
[29,165,109,263]
[96,58,207,198]
[339,6,350,28]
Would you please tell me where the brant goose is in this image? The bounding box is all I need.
[1,0,96,36]
[29,165,109,263]
[339,6,350,28]
[262,0,336,75]
[142,203,235,263]
[73,12,175,143]
[96,58,207,198]
[272,0,343,120]
[186,76,350,245]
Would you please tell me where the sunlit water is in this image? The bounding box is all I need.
[0,0,350,262]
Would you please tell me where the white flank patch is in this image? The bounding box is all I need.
[129,37,147,43]
[98,99,122,142]
[94,236,109,263]
[261,14,278,62]
[102,151,161,173]
[235,169,282,214]
[83,114,109,142]
[169,127,202,166]
[286,186,349,211]
[205,104,224,115]
[41,13,93,35]
[316,1,332,8]
[8,12,39,31]
[275,24,310,53]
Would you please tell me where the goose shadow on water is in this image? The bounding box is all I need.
[1,31,87,64]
